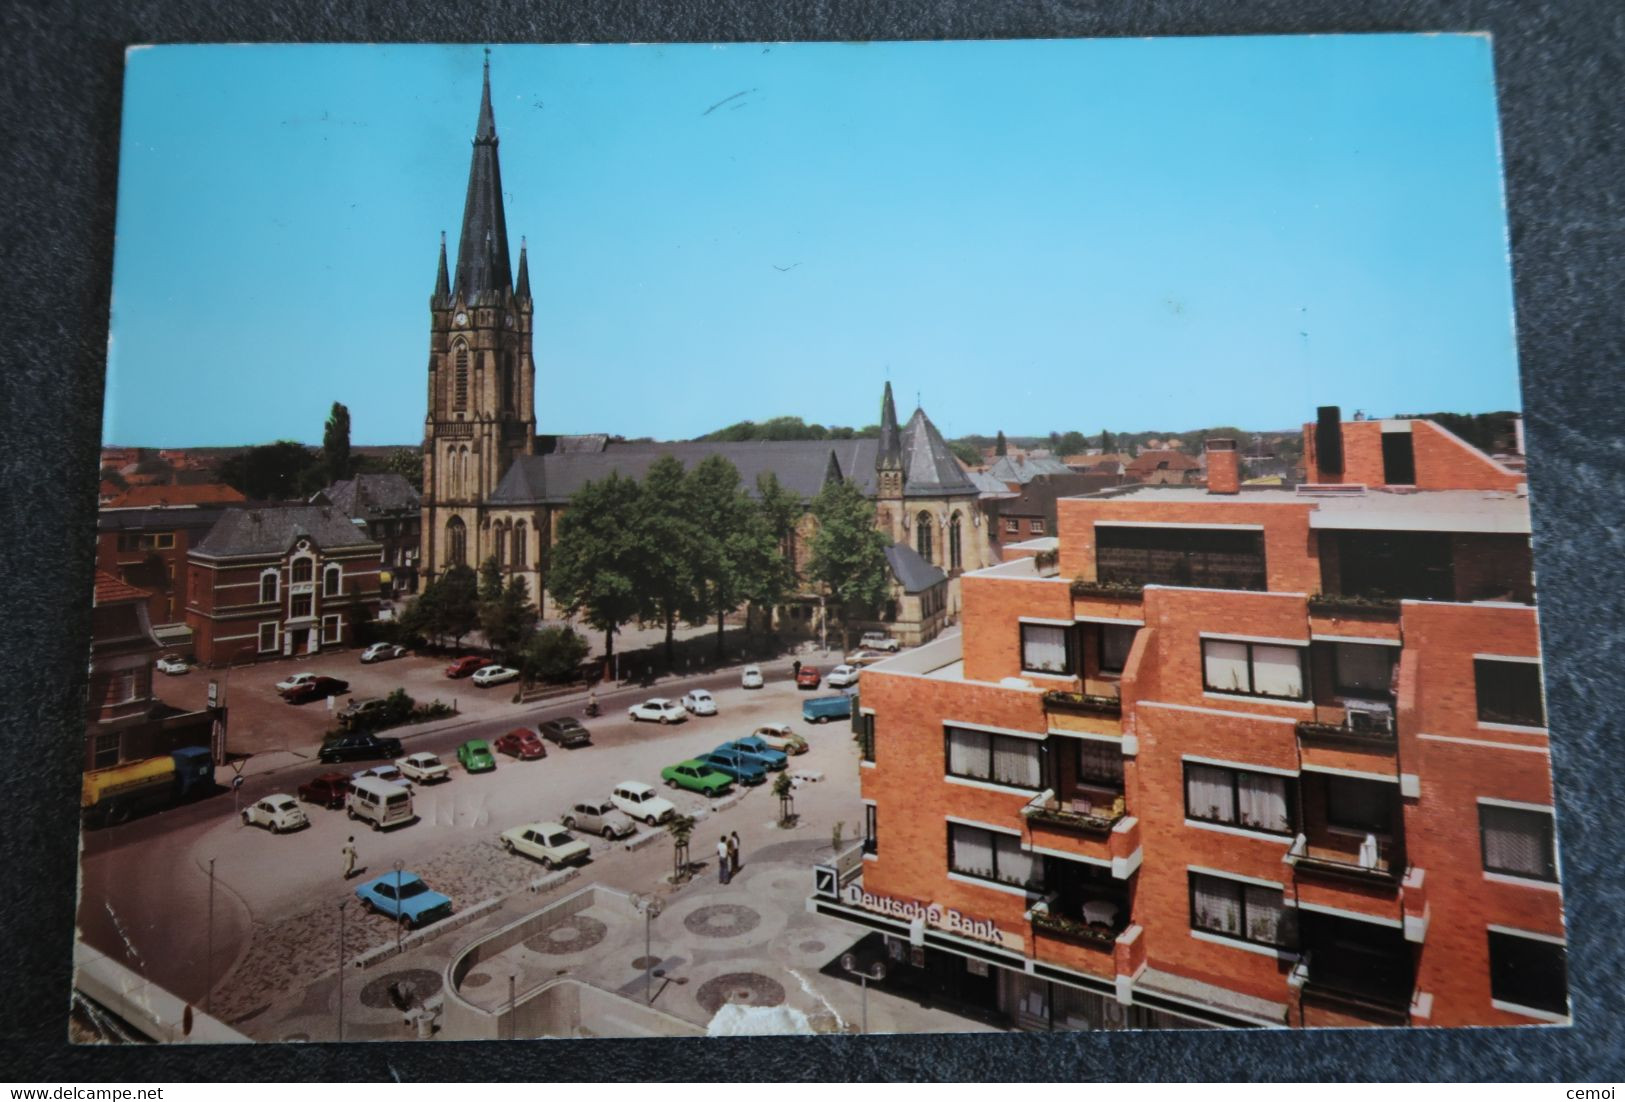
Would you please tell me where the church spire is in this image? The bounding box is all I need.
[433,230,450,302]
[515,235,531,299]
[877,381,903,473]
[453,49,513,304]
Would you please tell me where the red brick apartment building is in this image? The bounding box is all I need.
[814,408,1566,1031]
[186,506,383,666]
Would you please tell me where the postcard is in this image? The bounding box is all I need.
[76,37,1565,1042]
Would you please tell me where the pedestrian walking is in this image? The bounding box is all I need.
[717,837,731,885]
[729,831,742,875]
[792,659,802,682]
[341,836,358,880]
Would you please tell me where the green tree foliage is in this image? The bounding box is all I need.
[743,472,802,630]
[323,402,352,485]
[352,448,425,493]
[547,472,644,670]
[218,441,324,500]
[635,456,707,668]
[395,563,479,647]
[1099,429,1115,454]
[685,456,757,658]
[521,625,590,684]
[995,430,1008,457]
[696,416,877,442]
[807,479,892,651]
[947,439,982,467]
[478,558,539,663]
[1056,430,1089,456]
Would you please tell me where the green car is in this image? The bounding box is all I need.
[457,739,497,773]
[661,759,734,796]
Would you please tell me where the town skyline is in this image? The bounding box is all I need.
[104,38,1521,448]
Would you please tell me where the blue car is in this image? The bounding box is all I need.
[802,694,854,724]
[700,748,767,786]
[354,871,454,929]
[718,737,788,772]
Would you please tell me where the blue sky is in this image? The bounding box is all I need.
[104,37,1520,447]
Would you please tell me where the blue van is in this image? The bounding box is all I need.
[802,694,854,724]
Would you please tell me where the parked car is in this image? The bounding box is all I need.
[562,799,636,840]
[337,696,390,729]
[241,794,307,833]
[275,671,318,693]
[741,665,764,689]
[354,871,452,929]
[681,689,718,716]
[750,723,808,755]
[859,631,900,653]
[494,728,547,760]
[662,759,736,796]
[611,781,675,826]
[284,676,350,704]
[802,694,854,724]
[499,821,591,870]
[826,664,861,689]
[397,752,450,784]
[318,732,404,764]
[700,748,767,786]
[352,763,411,790]
[539,717,591,748]
[472,665,519,688]
[155,654,190,676]
[360,642,407,663]
[445,655,492,679]
[844,649,886,667]
[457,739,497,773]
[795,665,822,690]
[628,698,687,725]
[297,772,353,809]
[722,735,788,771]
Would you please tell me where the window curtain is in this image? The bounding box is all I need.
[1023,624,1069,673]
[1482,806,1548,877]
[1078,741,1125,785]
[1236,772,1290,833]
[992,736,1041,788]
[1203,641,1250,693]
[994,833,1036,887]
[1243,885,1289,945]
[1192,875,1242,935]
[1251,645,1304,698]
[950,825,995,879]
[947,727,984,777]
[1186,764,1235,823]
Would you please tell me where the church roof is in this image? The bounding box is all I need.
[899,408,977,497]
[884,542,947,594]
[315,473,420,520]
[452,56,514,304]
[193,505,379,559]
[488,441,847,507]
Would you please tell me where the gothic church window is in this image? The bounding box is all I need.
[916,511,934,562]
[447,517,467,567]
[493,524,507,568]
[949,512,963,571]
[454,343,470,410]
[513,522,527,569]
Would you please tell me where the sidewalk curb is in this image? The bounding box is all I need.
[350,895,505,970]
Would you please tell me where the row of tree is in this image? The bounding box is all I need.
[395,561,590,685]
[215,402,422,500]
[697,416,881,442]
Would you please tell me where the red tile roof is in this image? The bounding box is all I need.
[93,571,152,605]
[105,483,247,509]
[1125,450,1201,477]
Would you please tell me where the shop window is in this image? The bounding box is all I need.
[945,726,1041,790]
[1475,659,1546,727]
[1188,871,1295,948]
[947,822,1038,890]
[1201,639,1306,700]
[1020,623,1072,675]
[1488,930,1568,1016]
[1479,804,1558,882]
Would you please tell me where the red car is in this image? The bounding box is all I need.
[297,772,353,809]
[494,728,547,760]
[284,676,350,704]
[445,655,493,679]
[796,665,822,690]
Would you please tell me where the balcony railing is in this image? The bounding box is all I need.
[1295,705,1396,749]
[1070,579,1145,600]
[1042,690,1123,718]
[1029,906,1120,949]
[1022,790,1125,836]
[1286,833,1403,886]
[1307,593,1402,618]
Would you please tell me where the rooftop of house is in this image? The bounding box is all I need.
[192,505,382,559]
[1071,483,1531,534]
[314,473,421,519]
[92,571,152,606]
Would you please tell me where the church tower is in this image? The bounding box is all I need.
[875,381,906,544]
[420,54,536,586]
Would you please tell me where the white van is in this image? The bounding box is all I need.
[346,776,415,831]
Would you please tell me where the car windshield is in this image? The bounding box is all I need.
[274,799,297,811]
[545,833,572,847]
[396,880,425,898]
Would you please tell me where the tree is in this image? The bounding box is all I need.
[947,439,982,467]
[1100,429,1115,455]
[667,813,696,883]
[685,456,759,660]
[806,478,892,652]
[742,473,802,634]
[1057,430,1089,456]
[323,402,352,485]
[218,441,323,500]
[479,558,538,663]
[353,447,425,493]
[547,472,644,673]
[995,431,1007,457]
[435,564,480,647]
[520,625,590,684]
[634,456,707,669]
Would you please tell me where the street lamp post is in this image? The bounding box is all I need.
[205,858,216,1014]
[337,899,348,1041]
[394,859,405,953]
[840,953,887,1034]
[630,893,664,1005]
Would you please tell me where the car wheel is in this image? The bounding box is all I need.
[346,807,357,820]
[659,715,669,725]
[602,826,616,840]
[541,857,555,871]
[562,816,576,829]
[370,819,381,832]
[665,779,677,789]
[817,716,830,724]
[645,815,658,826]
[503,839,515,854]
[271,823,283,835]
[361,899,375,915]
[398,914,413,931]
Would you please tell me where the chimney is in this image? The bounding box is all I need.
[1206,438,1240,494]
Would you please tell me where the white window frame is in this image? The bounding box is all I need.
[258,621,279,653]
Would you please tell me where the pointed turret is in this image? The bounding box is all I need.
[433,231,450,303]
[453,50,513,304]
[515,235,531,299]
[877,382,903,474]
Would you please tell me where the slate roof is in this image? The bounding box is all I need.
[452,58,514,305]
[985,454,1075,485]
[316,473,421,520]
[193,505,380,559]
[968,470,1019,498]
[899,408,977,497]
[884,542,948,594]
[489,442,845,506]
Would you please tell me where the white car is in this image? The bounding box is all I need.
[499,821,591,869]
[275,671,318,693]
[562,799,637,840]
[628,698,687,725]
[845,650,886,667]
[859,631,900,653]
[361,642,407,663]
[611,781,676,826]
[155,654,190,676]
[396,752,450,784]
[741,665,764,689]
[241,794,308,834]
[472,665,520,688]
[353,763,411,789]
[826,664,861,689]
[752,723,809,755]
[682,689,718,716]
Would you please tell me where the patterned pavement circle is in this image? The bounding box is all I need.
[798,940,826,954]
[683,903,762,939]
[359,969,444,1010]
[461,971,492,988]
[695,972,786,1015]
[523,914,608,956]
[631,956,660,970]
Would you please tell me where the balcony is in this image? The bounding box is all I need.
[1042,690,1122,718]
[1029,902,1120,950]
[1294,703,1396,750]
[1024,792,1125,837]
[1306,593,1401,619]
[1069,579,1144,600]
[1286,832,1402,888]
